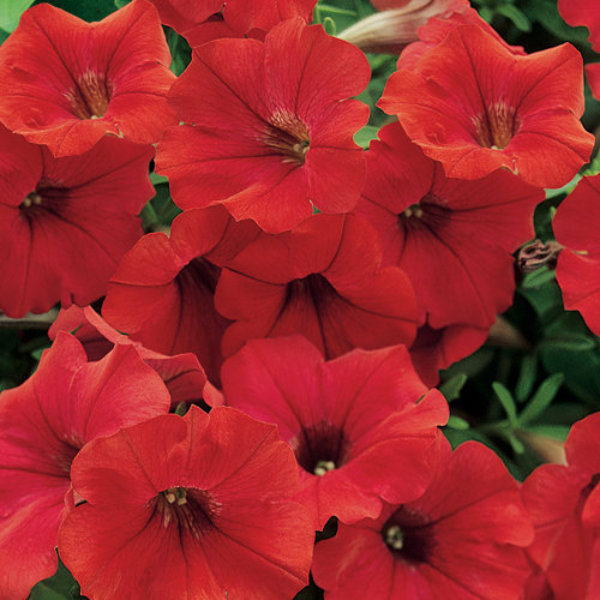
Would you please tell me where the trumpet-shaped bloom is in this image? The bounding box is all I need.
[313,439,534,599]
[0,333,171,599]
[0,0,177,156]
[102,206,260,387]
[149,0,317,46]
[553,174,600,336]
[215,214,417,360]
[59,406,314,599]
[0,125,154,318]
[379,24,594,188]
[355,122,543,330]
[222,336,448,529]
[157,18,370,233]
[49,306,209,407]
[522,412,600,599]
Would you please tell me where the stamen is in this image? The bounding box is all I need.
[385,525,404,550]
[314,460,336,476]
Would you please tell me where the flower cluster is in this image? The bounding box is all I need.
[1,0,600,598]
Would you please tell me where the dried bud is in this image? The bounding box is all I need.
[338,0,469,53]
[518,240,563,273]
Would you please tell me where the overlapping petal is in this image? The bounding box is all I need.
[380,24,594,188]
[313,439,534,599]
[103,206,260,386]
[0,333,171,599]
[216,214,417,359]
[157,18,370,232]
[0,0,177,156]
[355,122,543,330]
[554,174,600,336]
[0,126,154,318]
[222,336,448,529]
[59,406,313,599]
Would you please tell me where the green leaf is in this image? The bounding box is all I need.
[518,373,564,425]
[439,372,468,402]
[492,382,518,425]
[32,0,117,21]
[507,432,526,454]
[0,0,34,32]
[28,555,87,600]
[446,415,470,430]
[515,353,537,403]
[539,334,596,353]
[521,267,556,290]
[150,172,169,186]
[322,16,336,36]
[353,124,379,149]
[525,0,592,46]
[496,4,531,32]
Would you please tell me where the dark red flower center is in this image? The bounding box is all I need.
[177,257,221,297]
[398,194,451,231]
[66,71,114,120]
[473,101,521,150]
[582,473,600,500]
[19,185,68,217]
[263,111,311,165]
[155,486,219,539]
[292,420,351,476]
[381,506,436,564]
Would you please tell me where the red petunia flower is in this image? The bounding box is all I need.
[379,24,594,188]
[0,125,154,318]
[558,0,600,52]
[522,412,600,599]
[156,18,370,233]
[0,0,177,157]
[313,439,534,599]
[150,0,317,46]
[355,122,543,331]
[0,333,171,599]
[59,406,314,599]
[215,213,417,360]
[396,3,524,70]
[553,174,600,336]
[49,306,211,407]
[102,206,260,387]
[222,336,448,529]
[409,322,489,386]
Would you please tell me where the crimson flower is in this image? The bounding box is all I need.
[355,122,543,331]
[0,0,177,156]
[396,3,524,70]
[59,406,314,599]
[522,411,600,599]
[558,0,600,52]
[215,214,417,360]
[0,333,171,599]
[379,24,594,188]
[149,0,317,46]
[102,206,260,387]
[156,18,370,233]
[553,173,600,338]
[558,0,600,101]
[0,125,154,318]
[313,439,534,599]
[409,322,489,386]
[222,336,448,529]
[49,306,211,407]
